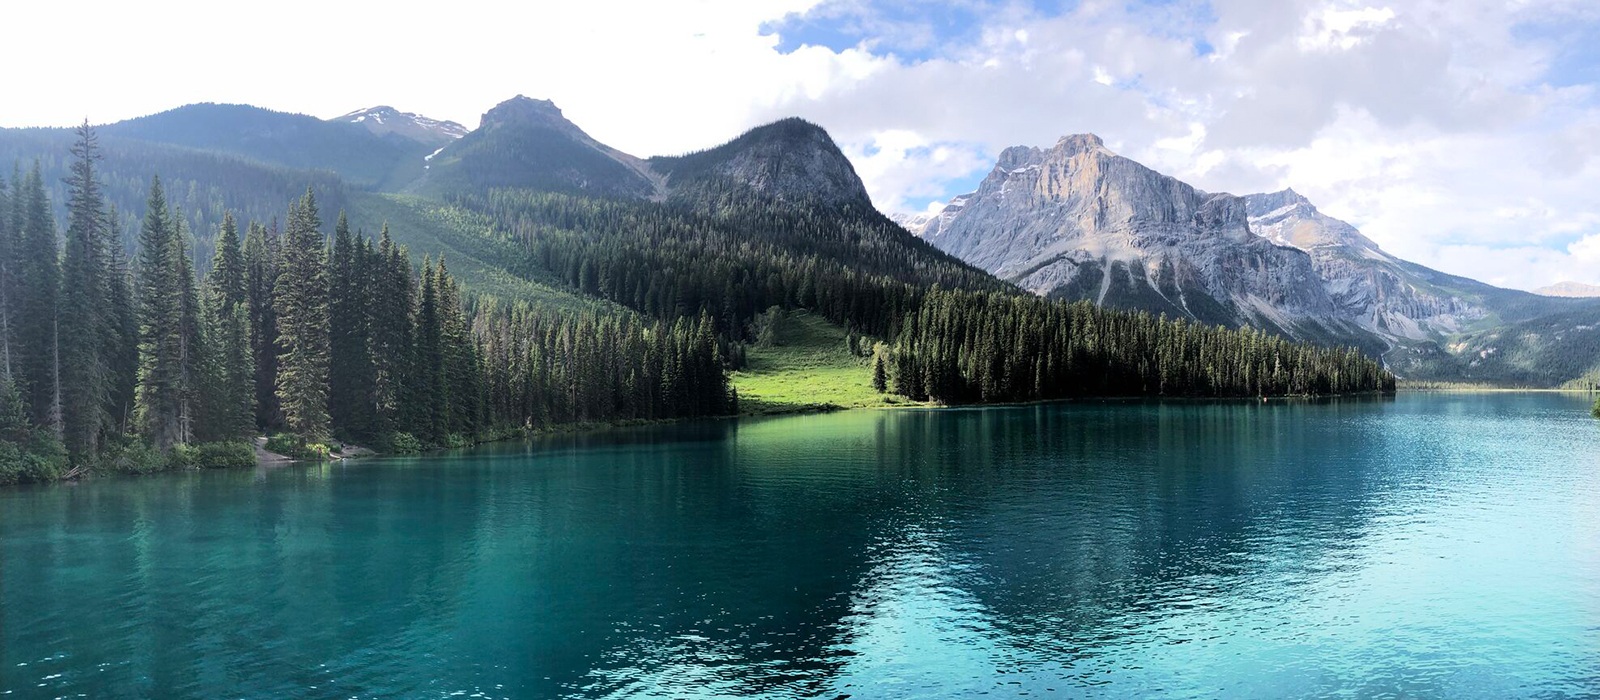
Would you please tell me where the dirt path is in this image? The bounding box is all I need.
[253,437,293,465]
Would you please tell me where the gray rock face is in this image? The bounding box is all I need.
[1242,189,1492,341]
[909,134,1349,337]
[651,118,871,208]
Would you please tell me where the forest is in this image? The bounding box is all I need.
[0,126,731,484]
[0,125,1391,485]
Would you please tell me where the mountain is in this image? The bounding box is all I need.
[100,103,430,188]
[1241,188,1515,340]
[904,134,1358,343]
[419,96,660,199]
[1238,188,1600,384]
[1534,281,1600,298]
[648,118,871,208]
[906,134,1600,385]
[332,106,468,147]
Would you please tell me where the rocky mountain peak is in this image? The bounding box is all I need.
[912,132,1349,337]
[1054,133,1107,153]
[649,117,870,207]
[481,95,576,132]
[1244,188,1313,218]
[1243,189,1377,254]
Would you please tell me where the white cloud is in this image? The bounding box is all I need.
[1297,6,1397,52]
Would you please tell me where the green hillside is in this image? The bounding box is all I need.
[346,192,616,314]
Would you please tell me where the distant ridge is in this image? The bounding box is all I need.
[1533,281,1600,298]
[333,105,468,146]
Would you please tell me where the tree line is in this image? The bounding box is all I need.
[0,126,734,483]
[463,187,1394,403]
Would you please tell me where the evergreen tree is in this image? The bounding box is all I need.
[14,164,60,432]
[412,258,445,444]
[328,212,378,440]
[273,189,331,441]
[58,122,114,458]
[243,220,280,431]
[435,259,481,437]
[369,226,414,437]
[134,177,188,449]
[173,212,204,444]
[0,173,13,385]
[103,203,139,436]
[198,213,254,441]
[871,346,887,393]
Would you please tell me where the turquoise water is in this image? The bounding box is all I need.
[1,393,1597,698]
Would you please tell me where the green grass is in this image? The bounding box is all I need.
[731,310,919,414]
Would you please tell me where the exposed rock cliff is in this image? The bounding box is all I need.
[908,135,1351,339]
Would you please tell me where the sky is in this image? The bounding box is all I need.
[8,0,1600,290]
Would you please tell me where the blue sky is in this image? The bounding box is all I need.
[6,0,1600,289]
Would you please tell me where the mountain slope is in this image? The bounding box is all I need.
[100,103,430,189]
[907,134,1358,342]
[1238,189,1600,384]
[0,125,349,268]
[1242,189,1515,340]
[419,96,659,200]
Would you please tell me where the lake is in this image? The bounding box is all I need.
[2,393,1597,698]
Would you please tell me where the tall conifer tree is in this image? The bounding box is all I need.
[15,164,59,431]
[58,122,112,458]
[199,212,254,440]
[243,221,280,430]
[274,189,331,441]
[135,176,187,449]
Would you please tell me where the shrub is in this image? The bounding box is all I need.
[264,434,331,461]
[383,432,423,455]
[0,441,67,484]
[105,441,167,475]
[264,433,302,457]
[167,444,200,470]
[191,441,256,470]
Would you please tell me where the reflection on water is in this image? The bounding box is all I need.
[2,394,1597,698]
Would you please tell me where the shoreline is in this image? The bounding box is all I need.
[23,387,1573,488]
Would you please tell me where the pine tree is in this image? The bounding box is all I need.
[328,212,378,440]
[173,212,204,444]
[58,122,113,458]
[0,172,13,385]
[871,345,887,393]
[103,204,139,437]
[134,176,187,449]
[370,226,414,437]
[198,212,254,441]
[435,259,481,437]
[14,164,59,432]
[243,221,280,431]
[412,258,444,444]
[273,189,331,442]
